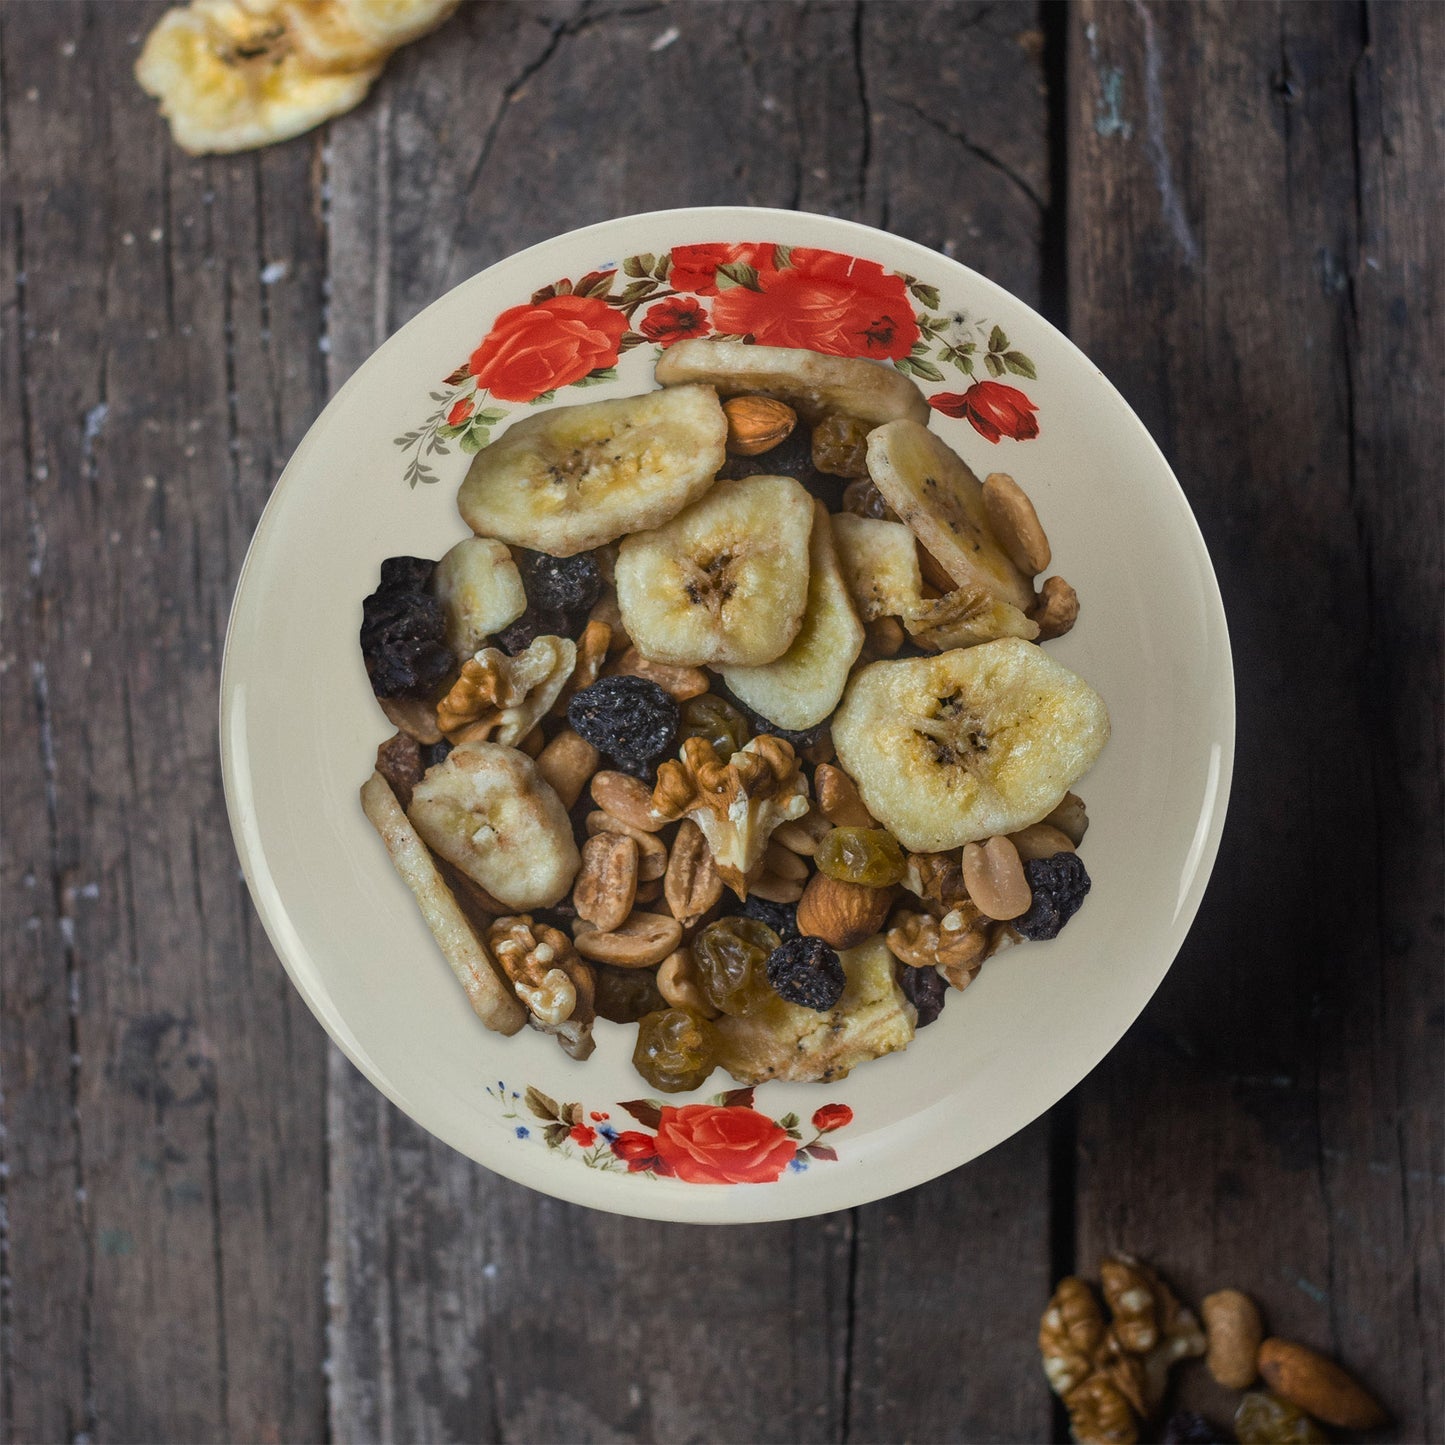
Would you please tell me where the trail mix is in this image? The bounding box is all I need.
[1040,1257,1388,1443]
[360,339,1110,1093]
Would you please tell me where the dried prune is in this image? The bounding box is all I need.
[1162,1413,1230,1445]
[633,1008,718,1092]
[680,694,751,758]
[766,936,845,1012]
[717,422,814,481]
[1013,852,1091,941]
[816,827,906,888]
[374,732,424,809]
[493,605,572,655]
[360,585,454,700]
[516,548,602,614]
[378,555,436,593]
[897,961,947,1027]
[567,675,679,770]
[738,894,799,940]
[693,916,780,1016]
[594,964,665,1024]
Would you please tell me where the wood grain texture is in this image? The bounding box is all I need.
[1066,1,1443,1437]
[1,4,330,1441]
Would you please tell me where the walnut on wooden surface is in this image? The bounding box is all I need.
[650,734,809,893]
[1064,1374,1139,1445]
[1039,1276,1107,1398]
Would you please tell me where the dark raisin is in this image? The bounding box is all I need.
[738,894,799,940]
[722,690,829,750]
[360,587,454,700]
[493,605,571,655]
[516,548,602,614]
[377,555,436,593]
[766,936,846,1012]
[567,675,679,770]
[1162,1413,1231,1445]
[897,962,947,1027]
[1014,852,1091,940]
[420,738,453,770]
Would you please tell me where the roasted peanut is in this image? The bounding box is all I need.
[982,471,1051,575]
[535,728,601,809]
[583,811,669,881]
[1044,791,1089,845]
[862,615,906,660]
[590,770,666,831]
[573,912,682,967]
[961,835,1031,920]
[1202,1289,1263,1390]
[1257,1338,1387,1431]
[1008,823,1077,861]
[815,763,876,828]
[572,832,639,933]
[748,871,806,904]
[771,807,834,856]
[612,647,709,700]
[1032,576,1079,640]
[763,839,809,882]
[663,818,722,926]
[656,949,719,1017]
[379,695,443,744]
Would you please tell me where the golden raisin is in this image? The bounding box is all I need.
[816,827,906,887]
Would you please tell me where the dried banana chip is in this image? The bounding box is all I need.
[135,0,381,155]
[283,0,457,73]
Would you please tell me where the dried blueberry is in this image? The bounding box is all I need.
[567,675,679,770]
[516,548,602,614]
[723,691,829,751]
[420,738,453,770]
[766,936,846,1012]
[897,962,947,1027]
[1162,1412,1230,1445]
[739,895,799,940]
[360,586,453,700]
[1014,852,1091,941]
[377,555,436,593]
[493,606,572,655]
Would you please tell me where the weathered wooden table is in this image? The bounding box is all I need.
[3,3,1440,1441]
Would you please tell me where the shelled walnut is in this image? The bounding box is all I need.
[487,915,597,1060]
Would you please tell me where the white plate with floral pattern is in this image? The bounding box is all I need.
[220,207,1233,1223]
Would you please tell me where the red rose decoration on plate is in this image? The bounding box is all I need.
[930,380,1040,443]
[711,247,920,361]
[446,397,475,426]
[468,294,627,403]
[652,1103,797,1184]
[609,1131,672,1175]
[668,242,777,296]
[639,296,712,346]
[811,1103,853,1134]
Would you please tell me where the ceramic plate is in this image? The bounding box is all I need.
[220,207,1233,1223]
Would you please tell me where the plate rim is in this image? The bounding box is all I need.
[219,204,1236,1224]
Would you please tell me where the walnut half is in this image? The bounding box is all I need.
[650,734,809,895]
[487,915,597,1061]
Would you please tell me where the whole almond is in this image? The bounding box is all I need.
[796,873,892,949]
[723,395,797,455]
[1201,1289,1263,1390]
[1257,1338,1387,1430]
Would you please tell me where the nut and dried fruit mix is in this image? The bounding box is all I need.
[359,339,1110,1093]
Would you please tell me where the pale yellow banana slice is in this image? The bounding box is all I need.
[359,771,526,1035]
[866,419,1035,613]
[283,0,456,72]
[430,537,527,657]
[407,742,580,910]
[458,385,727,558]
[832,639,1110,852]
[135,0,381,155]
[714,936,915,1085]
[830,513,925,621]
[722,500,865,730]
[614,474,815,667]
[655,339,930,426]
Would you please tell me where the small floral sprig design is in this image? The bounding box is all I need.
[396,241,1042,485]
[490,1079,854,1184]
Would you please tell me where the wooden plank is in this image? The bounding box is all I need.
[0,5,330,1440]
[323,4,1056,1441]
[1066,2,1443,1438]
[843,6,1059,1442]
